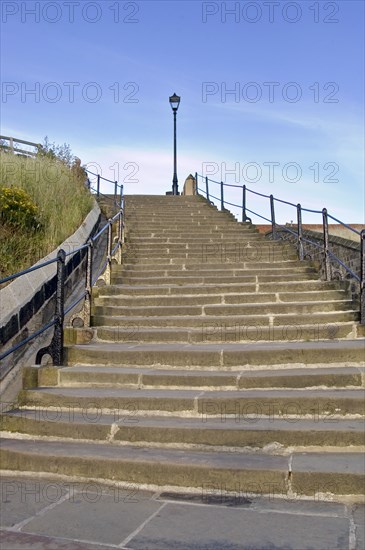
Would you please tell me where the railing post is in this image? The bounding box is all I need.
[297,203,304,260]
[35,249,66,366]
[205,176,210,202]
[322,208,331,281]
[242,185,247,222]
[270,195,276,239]
[104,219,113,285]
[120,184,124,209]
[360,229,365,325]
[220,181,224,211]
[114,181,118,201]
[53,249,66,365]
[115,210,124,264]
[96,174,100,197]
[83,240,93,327]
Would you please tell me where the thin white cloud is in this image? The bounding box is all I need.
[75,144,204,195]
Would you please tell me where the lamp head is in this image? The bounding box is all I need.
[169,93,181,112]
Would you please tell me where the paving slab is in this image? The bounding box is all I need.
[353,504,365,550]
[125,501,350,550]
[0,531,116,550]
[0,478,68,528]
[21,489,161,546]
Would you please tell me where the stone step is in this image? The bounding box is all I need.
[96,280,345,296]
[113,273,321,285]
[92,300,354,318]
[126,236,270,243]
[125,245,290,256]
[2,438,363,496]
[127,232,266,239]
[95,323,355,343]
[112,276,318,288]
[126,220,245,226]
[117,262,314,273]
[122,250,298,260]
[56,365,365,389]
[65,340,365,368]
[91,310,359,329]
[124,239,291,248]
[121,254,298,264]
[125,219,244,226]
[17,386,365,416]
[94,290,347,308]
[2,409,364,448]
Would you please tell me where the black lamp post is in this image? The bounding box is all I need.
[169,93,180,195]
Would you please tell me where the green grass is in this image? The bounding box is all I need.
[0,151,94,280]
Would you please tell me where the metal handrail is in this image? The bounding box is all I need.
[196,173,364,323]
[0,319,56,363]
[0,257,58,286]
[327,213,361,235]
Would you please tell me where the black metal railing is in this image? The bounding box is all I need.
[85,169,124,208]
[195,173,365,324]
[0,185,125,369]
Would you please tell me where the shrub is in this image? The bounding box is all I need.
[0,187,42,231]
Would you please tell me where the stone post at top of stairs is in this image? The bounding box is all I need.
[182,174,197,195]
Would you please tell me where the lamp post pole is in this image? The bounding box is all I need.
[172,108,178,195]
[169,93,181,196]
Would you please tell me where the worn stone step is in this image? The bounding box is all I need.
[96,280,345,297]
[115,275,321,286]
[126,234,263,245]
[56,365,364,389]
[125,246,292,258]
[127,240,278,249]
[124,242,293,252]
[122,252,298,262]
[2,409,364,448]
[91,310,359,328]
[117,263,315,274]
[2,437,363,495]
[114,263,318,273]
[127,212,236,218]
[95,322,354,343]
[121,254,299,265]
[17,385,365,416]
[126,220,246,227]
[127,227,255,235]
[95,290,347,308]
[126,236,269,243]
[113,275,321,286]
[113,268,319,282]
[94,292,303,307]
[65,340,365,368]
[92,300,354,318]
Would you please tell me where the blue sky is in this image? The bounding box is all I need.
[1,0,364,224]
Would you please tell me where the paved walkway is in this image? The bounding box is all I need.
[1,473,364,549]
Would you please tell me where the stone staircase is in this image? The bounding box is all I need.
[1,194,364,501]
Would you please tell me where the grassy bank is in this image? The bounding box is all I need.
[0,148,93,279]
